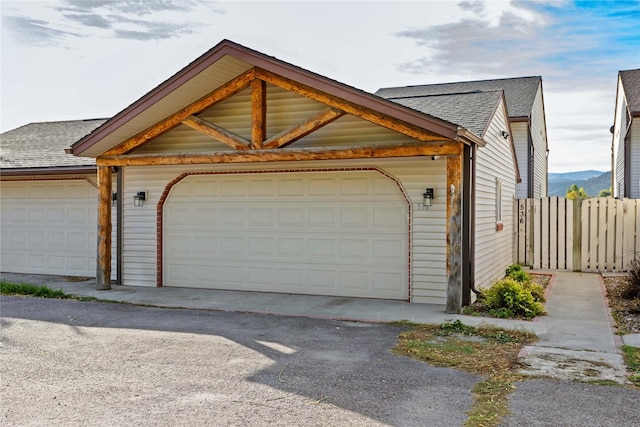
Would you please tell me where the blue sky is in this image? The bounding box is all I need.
[1,0,638,173]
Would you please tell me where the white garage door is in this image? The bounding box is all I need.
[0,180,97,277]
[164,171,409,300]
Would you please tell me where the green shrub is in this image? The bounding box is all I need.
[505,264,531,284]
[522,281,546,303]
[505,264,523,276]
[480,278,545,319]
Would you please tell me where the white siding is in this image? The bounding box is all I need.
[121,157,448,304]
[530,85,548,198]
[629,119,640,198]
[512,122,529,199]
[612,78,627,198]
[474,100,517,291]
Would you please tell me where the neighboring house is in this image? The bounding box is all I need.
[612,69,640,199]
[1,40,521,312]
[377,76,549,199]
[0,119,118,278]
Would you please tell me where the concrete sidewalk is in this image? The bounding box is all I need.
[518,271,630,384]
[1,270,634,383]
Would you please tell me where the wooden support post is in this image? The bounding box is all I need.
[446,154,463,314]
[251,79,266,149]
[97,166,112,290]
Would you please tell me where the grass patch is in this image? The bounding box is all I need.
[393,320,537,427]
[622,345,640,386]
[1,280,111,303]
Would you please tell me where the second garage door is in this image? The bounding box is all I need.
[163,170,409,300]
[0,179,97,277]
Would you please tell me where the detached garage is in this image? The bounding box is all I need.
[5,40,518,313]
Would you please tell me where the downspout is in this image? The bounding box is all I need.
[462,144,477,305]
[528,120,534,198]
[469,144,480,297]
[116,167,123,285]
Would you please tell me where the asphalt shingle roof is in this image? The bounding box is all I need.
[620,69,640,115]
[0,119,106,169]
[376,76,541,119]
[381,90,504,138]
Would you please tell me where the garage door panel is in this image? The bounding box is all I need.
[164,171,408,300]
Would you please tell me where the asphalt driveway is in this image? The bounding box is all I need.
[1,297,476,426]
[2,296,639,426]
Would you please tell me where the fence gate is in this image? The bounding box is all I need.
[515,197,640,272]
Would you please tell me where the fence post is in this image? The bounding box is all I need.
[572,198,582,271]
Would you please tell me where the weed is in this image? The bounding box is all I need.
[1,281,68,298]
[622,345,640,386]
[1,281,113,303]
[437,319,477,336]
[387,320,423,328]
[394,321,537,427]
[466,375,522,427]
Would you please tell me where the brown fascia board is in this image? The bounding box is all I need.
[71,39,459,156]
[509,116,529,122]
[0,166,97,177]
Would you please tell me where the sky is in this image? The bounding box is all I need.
[1,1,639,173]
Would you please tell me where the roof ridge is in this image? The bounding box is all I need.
[384,89,504,100]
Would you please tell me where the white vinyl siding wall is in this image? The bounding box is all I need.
[121,157,448,304]
[629,120,640,198]
[474,100,517,291]
[512,122,529,199]
[612,80,628,198]
[530,86,548,198]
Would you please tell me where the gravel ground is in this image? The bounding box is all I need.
[603,275,640,334]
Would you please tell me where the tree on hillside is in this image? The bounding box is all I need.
[566,184,589,200]
[598,188,612,197]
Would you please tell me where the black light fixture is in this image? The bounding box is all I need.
[112,192,117,207]
[419,188,435,210]
[133,191,147,207]
[501,130,509,139]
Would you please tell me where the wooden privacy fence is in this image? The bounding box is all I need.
[515,197,640,272]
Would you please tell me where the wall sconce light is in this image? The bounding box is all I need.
[112,192,118,207]
[418,188,435,211]
[501,130,509,139]
[133,191,147,207]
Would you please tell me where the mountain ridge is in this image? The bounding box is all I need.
[548,170,611,197]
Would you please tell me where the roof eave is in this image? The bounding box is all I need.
[456,128,486,147]
[0,166,97,177]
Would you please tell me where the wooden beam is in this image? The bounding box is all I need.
[96,166,112,291]
[96,141,461,167]
[181,115,250,150]
[446,154,463,314]
[251,79,266,149]
[254,67,446,143]
[264,107,345,149]
[103,69,255,156]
